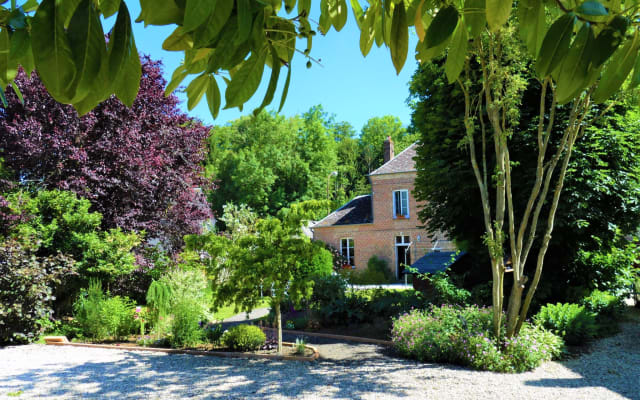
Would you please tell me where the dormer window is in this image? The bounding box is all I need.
[393,190,409,218]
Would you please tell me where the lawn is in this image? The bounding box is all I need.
[212,299,271,321]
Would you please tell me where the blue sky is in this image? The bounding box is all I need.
[117,3,419,132]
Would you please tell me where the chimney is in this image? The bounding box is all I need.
[383,136,394,163]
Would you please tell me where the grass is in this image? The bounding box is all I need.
[212,298,271,321]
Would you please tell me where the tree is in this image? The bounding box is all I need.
[359,116,417,172]
[206,111,311,217]
[0,58,211,250]
[411,59,640,305]
[184,200,330,354]
[0,1,635,119]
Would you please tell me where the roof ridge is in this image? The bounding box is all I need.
[369,142,418,176]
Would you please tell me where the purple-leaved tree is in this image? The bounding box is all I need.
[0,56,212,251]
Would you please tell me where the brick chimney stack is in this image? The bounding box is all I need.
[383,136,394,163]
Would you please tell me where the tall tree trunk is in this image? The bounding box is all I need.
[275,302,283,354]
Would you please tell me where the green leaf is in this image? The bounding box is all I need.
[518,0,545,56]
[445,20,467,83]
[10,80,23,104]
[535,13,576,78]
[389,1,408,74]
[108,2,140,106]
[555,23,593,104]
[31,0,77,102]
[99,0,121,18]
[590,16,628,67]
[298,0,311,16]
[58,0,82,28]
[359,10,375,56]
[486,0,511,31]
[113,37,141,107]
[0,29,15,85]
[9,28,30,63]
[425,6,459,49]
[165,64,188,96]
[183,0,216,32]
[67,0,107,103]
[21,0,38,12]
[224,48,267,109]
[162,27,193,51]
[464,0,485,39]
[186,73,208,110]
[576,1,608,16]
[630,48,640,89]
[136,0,183,27]
[192,0,233,47]
[350,0,364,28]
[0,85,7,107]
[332,0,348,32]
[236,0,252,44]
[255,44,281,115]
[319,0,332,34]
[416,31,452,61]
[278,64,291,113]
[206,75,221,118]
[593,33,640,103]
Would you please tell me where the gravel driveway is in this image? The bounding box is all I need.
[1,309,638,400]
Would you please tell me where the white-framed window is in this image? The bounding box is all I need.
[393,190,409,218]
[341,238,355,267]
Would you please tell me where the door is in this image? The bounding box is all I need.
[395,235,411,278]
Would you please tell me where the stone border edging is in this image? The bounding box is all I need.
[43,337,319,362]
[263,327,394,347]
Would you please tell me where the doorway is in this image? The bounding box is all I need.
[395,235,411,279]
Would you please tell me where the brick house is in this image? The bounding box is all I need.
[312,137,455,279]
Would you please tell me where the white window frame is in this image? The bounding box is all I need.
[340,238,355,267]
[393,189,410,218]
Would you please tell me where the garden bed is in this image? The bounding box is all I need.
[43,336,319,362]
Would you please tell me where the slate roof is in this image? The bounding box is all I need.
[405,251,466,275]
[312,195,373,228]
[369,142,418,176]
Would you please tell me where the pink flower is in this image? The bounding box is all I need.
[135,306,142,313]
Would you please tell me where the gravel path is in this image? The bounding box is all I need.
[1,309,638,400]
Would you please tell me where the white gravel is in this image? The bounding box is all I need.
[1,309,638,400]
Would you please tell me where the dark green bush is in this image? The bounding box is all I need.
[0,240,74,345]
[392,305,564,372]
[534,303,598,345]
[426,272,471,305]
[205,323,224,344]
[347,256,394,284]
[581,290,625,319]
[222,324,266,351]
[581,290,626,336]
[352,289,428,319]
[73,280,136,341]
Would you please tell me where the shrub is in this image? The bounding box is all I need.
[352,289,428,319]
[159,268,210,348]
[581,290,625,319]
[581,290,626,336]
[0,240,74,345]
[205,323,224,344]
[73,280,136,341]
[348,256,394,284]
[426,272,471,305]
[392,305,563,372]
[534,303,598,345]
[222,324,266,351]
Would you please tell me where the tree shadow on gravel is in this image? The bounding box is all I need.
[0,346,438,399]
[524,307,640,400]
